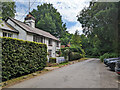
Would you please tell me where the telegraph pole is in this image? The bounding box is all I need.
[29,0,30,14]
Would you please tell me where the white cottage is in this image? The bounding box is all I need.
[0,14,61,58]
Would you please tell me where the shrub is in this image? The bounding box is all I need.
[109,53,118,58]
[49,57,56,63]
[61,46,85,60]
[100,53,118,62]
[69,52,81,61]
[1,37,47,81]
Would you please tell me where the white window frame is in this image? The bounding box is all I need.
[3,31,13,37]
[48,39,52,46]
[33,35,44,43]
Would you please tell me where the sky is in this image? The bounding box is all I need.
[14,0,91,34]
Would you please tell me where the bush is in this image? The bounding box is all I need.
[49,57,56,63]
[61,46,85,60]
[109,53,118,58]
[69,52,81,61]
[1,37,47,81]
[100,53,118,62]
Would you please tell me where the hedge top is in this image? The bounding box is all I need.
[0,37,47,47]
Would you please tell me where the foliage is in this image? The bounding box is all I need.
[100,53,118,62]
[77,2,120,57]
[60,32,73,45]
[60,30,85,60]
[0,11,2,25]
[61,48,71,60]
[31,3,67,38]
[61,46,85,61]
[2,37,47,81]
[118,2,120,55]
[71,30,82,47]
[69,52,81,61]
[49,57,56,63]
[1,1,16,20]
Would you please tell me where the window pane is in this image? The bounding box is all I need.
[49,39,52,45]
[57,42,59,47]
[41,37,43,43]
[48,50,52,57]
[8,33,12,37]
[3,32,7,37]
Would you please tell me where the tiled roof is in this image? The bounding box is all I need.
[8,17,60,41]
[0,21,18,33]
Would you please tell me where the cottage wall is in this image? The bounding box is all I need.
[0,29,18,38]
[6,18,61,59]
[7,19,27,40]
[26,33,33,41]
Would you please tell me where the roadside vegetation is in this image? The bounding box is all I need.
[30,3,85,61]
[77,1,120,61]
[2,37,47,81]
[31,2,120,61]
[1,0,120,86]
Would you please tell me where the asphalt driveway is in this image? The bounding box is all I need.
[8,58,118,88]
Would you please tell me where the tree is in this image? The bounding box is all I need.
[60,31,73,45]
[31,3,67,38]
[71,30,82,47]
[77,2,119,56]
[1,1,16,20]
[118,2,120,56]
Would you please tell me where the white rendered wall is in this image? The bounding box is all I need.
[13,33,18,38]
[26,33,33,41]
[7,19,27,40]
[0,29,18,38]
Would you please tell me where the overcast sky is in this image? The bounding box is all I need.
[14,0,91,34]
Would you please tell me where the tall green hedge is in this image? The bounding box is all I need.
[1,37,47,81]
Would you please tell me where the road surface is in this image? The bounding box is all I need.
[8,58,118,88]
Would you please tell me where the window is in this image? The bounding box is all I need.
[33,35,39,42]
[48,50,52,57]
[33,35,44,43]
[3,32,12,37]
[3,32,7,37]
[56,41,59,47]
[41,37,43,43]
[44,37,45,43]
[8,33,12,37]
[48,39,52,46]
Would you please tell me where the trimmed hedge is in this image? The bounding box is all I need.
[2,37,47,81]
[49,57,56,63]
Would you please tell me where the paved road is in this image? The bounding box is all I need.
[9,59,118,88]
